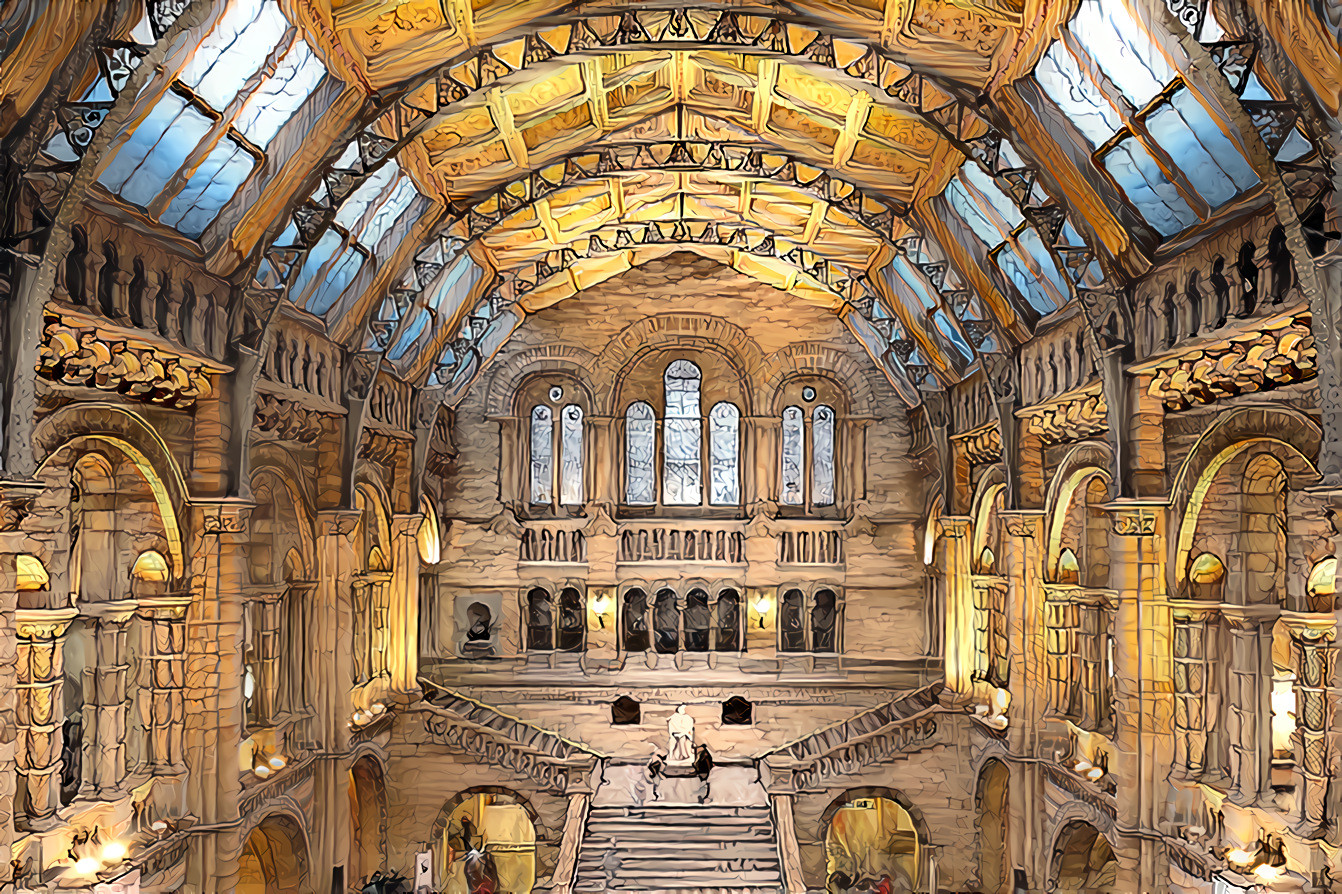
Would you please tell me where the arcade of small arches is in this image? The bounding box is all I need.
[0,0,1340,893]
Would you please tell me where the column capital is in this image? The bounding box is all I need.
[193,498,255,534]
[1103,499,1167,537]
[136,595,192,619]
[391,512,425,537]
[1220,602,1281,631]
[998,509,1045,538]
[1278,610,1337,640]
[316,507,361,536]
[79,598,140,625]
[14,606,78,639]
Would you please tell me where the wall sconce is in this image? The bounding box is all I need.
[752,594,771,628]
[592,593,611,628]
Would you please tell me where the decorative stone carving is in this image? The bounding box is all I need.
[1144,313,1315,410]
[37,314,213,407]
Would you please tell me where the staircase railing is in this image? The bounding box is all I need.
[758,682,943,764]
[769,793,808,894]
[540,787,594,894]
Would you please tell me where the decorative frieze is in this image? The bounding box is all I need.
[519,526,586,563]
[777,529,844,565]
[1021,387,1108,445]
[953,422,1001,465]
[617,526,744,564]
[36,314,214,407]
[1143,313,1314,411]
[252,394,333,444]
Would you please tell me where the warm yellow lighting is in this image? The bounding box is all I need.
[1085,767,1104,781]
[73,857,100,874]
[1255,864,1284,883]
[131,549,171,582]
[15,554,49,591]
[1188,552,1226,585]
[992,688,1010,714]
[150,821,168,833]
[1271,675,1297,756]
[1074,760,1093,773]
[416,509,441,565]
[372,702,386,714]
[254,764,271,778]
[1225,848,1256,868]
[101,842,127,863]
[268,755,286,770]
[592,594,611,615]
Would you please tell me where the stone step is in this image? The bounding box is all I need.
[574,886,781,894]
[577,841,778,858]
[575,868,782,887]
[589,806,771,818]
[577,854,779,872]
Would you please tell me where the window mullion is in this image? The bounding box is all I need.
[1060,31,1137,122]
[1126,112,1214,218]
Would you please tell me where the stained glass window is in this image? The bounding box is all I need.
[529,406,553,505]
[813,405,836,507]
[780,406,804,506]
[709,402,740,506]
[94,0,330,239]
[663,361,702,505]
[625,402,656,505]
[560,405,584,506]
[1033,0,1259,237]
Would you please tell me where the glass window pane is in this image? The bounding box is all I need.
[812,405,835,507]
[388,307,429,362]
[891,256,940,311]
[780,406,804,506]
[945,178,1004,247]
[1071,0,1176,108]
[1099,137,1200,236]
[99,92,191,194]
[355,175,420,249]
[1034,41,1122,147]
[309,247,364,316]
[1018,227,1072,302]
[625,402,655,505]
[962,163,1024,229]
[234,40,327,148]
[106,98,214,208]
[933,309,973,359]
[530,406,553,505]
[291,230,342,302]
[335,161,400,233]
[181,0,287,110]
[560,405,584,506]
[1151,90,1259,207]
[663,361,702,505]
[709,402,740,506]
[995,244,1062,316]
[160,138,255,237]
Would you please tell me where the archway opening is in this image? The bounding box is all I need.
[824,794,919,892]
[1051,821,1117,894]
[977,761,1010,894]
[348,757,387,887]
[237,815,310,894]
[435,791,537,894]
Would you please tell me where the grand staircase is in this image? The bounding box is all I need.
[573,801,784,894]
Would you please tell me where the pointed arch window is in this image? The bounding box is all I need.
[529,407,554,506]
[1032,0,1259,238]
[663,361,702,505]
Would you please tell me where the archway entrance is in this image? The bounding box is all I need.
[349,756,388,887]
[977,760,1010,894]
[435,790,538,894]
[1051,821,1117,893]
[237,815,310,894]
[824,792,920,893]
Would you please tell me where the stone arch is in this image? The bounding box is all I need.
[33,411,187,573]
[348,753,389,886]
[1042,444,1113,585]
[1170,407,1321,589]
[1042,800,1116,868]
[249,464,317,587]
[760,343,882,417]
[592,313,767,415]
[1048,819,1118,894]
[485,344,599,418]
[428,786,547,891]
[237,810,312,894]
[819,787,928,891]
[975,758,1011,894]
[970,468,1007,574]
[428,786,547,848]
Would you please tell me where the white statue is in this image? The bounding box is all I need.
[668,705,694,764]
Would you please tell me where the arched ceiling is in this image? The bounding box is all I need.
[271,0,1057,401]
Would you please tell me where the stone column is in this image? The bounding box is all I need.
[1170,603,1219,780]
[82,599,137,799]
[315,510,360,750]
[588,416,618,506]
[182,499,251,892]
[1221,604,1278,805]
[940,517,974,696]
[14,607,78,829]
[1106,501,1171,894]
[745,416,775,507]
[0,517,29,884]
[388,513,423,699]
[1280,612,1335,834]
[136,596,190,774]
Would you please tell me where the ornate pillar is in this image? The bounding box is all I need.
[388,513,423,698]
[588,415,617,506]
[182,499,251,893]
[1221,604,1278,805]
[1106,501,1170,893]
[136,596,189,774]
[1279,612,1335,834]
[14,607,78,828]
[82,599,137,799]
[315,509,359,750]
[746,415,775,508]
[1170,602,1220,780]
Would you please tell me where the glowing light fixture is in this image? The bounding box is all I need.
[101,841,127,863]
[73,857,99,874]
